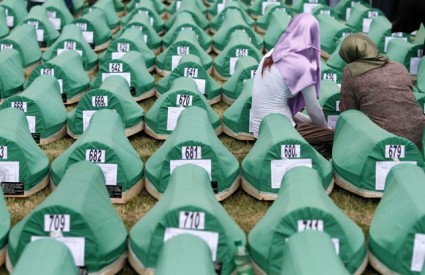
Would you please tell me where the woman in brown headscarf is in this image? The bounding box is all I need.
[339,33,425,149]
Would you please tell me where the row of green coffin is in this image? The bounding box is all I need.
[4,161,425,274]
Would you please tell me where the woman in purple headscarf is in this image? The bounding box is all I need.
[250,13,333,144]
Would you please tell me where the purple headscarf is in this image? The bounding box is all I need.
[272,13,321,115]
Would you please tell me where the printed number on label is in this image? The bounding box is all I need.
[281,145,301,158]
[179,211,205,229]
[177,46,189,56]
[323,73,337,82]
[85,149,105,163]
[0,146,6,159]
[182,146,202,159]
[251,70,256,78]
[44,214,70,232]
[184,67,198,78]
[368,11,379,18]
[76,22,87,31]
[40,68,54,76]
[11,102,26,112]
[27,21,38,29]
[92,96,108,107]
[109,63,123,73]
[298,220,324,232]
[385,145,405,159]
[236,49,248,57]
[176,94,193,106]
[0,44,13,51]
[64,41,76,50]
[117,43,129,52]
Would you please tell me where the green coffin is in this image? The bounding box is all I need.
[42,24,99,72]
[0,76,67,144]
[281,231,350,275]
[145,107,240,201]
[99,28,155,69]
[126,0,166,16]
[68,76,144,138]
[0,49,24,101]
[21,6,59,47]
[209,1,254,33]
[157,54,221,104]
[326,38,347,72]
[162,11,211,52]
[346,2,383,33]
[387,38,424,75]
[27,51,89,104]
[316,13,356,54]
[214,31,262,80]
[318,80,341,129]
[256,4,291,33]
[91,51,155,101]
[91,0,121,31]
[415,57,425,93]
[0,7,10,39]
[222,56,258,104]
[165,0,208,31]
[241,114,333,200]
[51,110,144,203]
[11,239,78,275]
[334,0,368,21]
[333,110,424,197]
[369,164,425,274]
[0,108,49,195]
[122,1,165,34]
[145,77,221,140]
[7,161,128,272]
[248,167,367,274]
[155,235,216,275]
[367,16,391,52]
[290,0,327,14]
[263,10,291,52]
[42,0,74,31]
[130,164,245,273]
[222,78,254,141]
[248,0,285,19]
[117,12,162,53]
[156,29,212,76]
[0,0,28,29]
[212,9,263,53]
[0,25,41,68]
[0,184,10,255]
[72,9,112,51]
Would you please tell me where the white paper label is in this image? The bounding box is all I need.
[31,236,85,266]
[193,79,206,94]
[44,214,71,232]
[281,145,301,158]
[164,228,219,261]
[0,44,13,51]
[271,159,312,188]
[236,48,248,57]
[179,211,205,229]
[82,31,94,44]
[167,107,185,131]
[170,159,212,179]
[368,10,379,18]
[375,161,416,190]
[11,102,27,112]
[111,52,126,59]
[96,163,118,185]
[6,16,14,27]
[177,46,190,56]
[36,29,44,42]
[184,67,198,78]
[0,146,7,159]
[262,2,279,14]
[327,115,340,129]
[230,57,239,75]
[410,58,421,75]
[91,96,108,107]
[82,110,96,131]
[176,0,181,9]
[64,41,76,50]
[176,94,193,106]
[384,36,407,52]
[411,234,425,272]
[303,3,321,14]
[76,22,87,31]
[0,162,19,183]
[362,18,373,33]
[320,9,331,15]
[109,63,123,73]
[117,42,130,52]
[332,238,340,255]
[323,73,337,82]
[49,18,61,30]
[85,149,106,163]
[102,73,131,86]
[385,145,405,159]
[249,109,254,133]
[27,20,39,29]
[26,116,36,133]
[335,101,340,112]
[40,68,54,76]
[297,220,324,231]
[172,55,183,70]
[182,146,202,159]
[47,10,57,18]
[217,3,225,13]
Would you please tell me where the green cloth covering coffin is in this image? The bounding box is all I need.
[0,7,10,39]
[167,0,207,17]
[129,164,245,274]
[367,16,391,53]
[156,30,213,76]
[69,0,84,16]
[51,110,144,203]
[214,31,262,80]
[0,49,24,102]
[256,4,291,33]
[248,0,285,19]
[117,12,162,53]
[91,0,121,32]
[241,114,333,200]
[157,54,221,104]
[209,1,255,33]
[162,11,211,52]
[145,107,240,201]
[72,9,112,51]
[318,80,341,129]
[155,235,216,275]
[165,0,209,31]
[386,38,424,75]
[68,76,144,139]
[7,161,128,272]
[222,79,255,141]
[346,2,383,33]
[122,1,165,34]
[332,110,424,198]
[0,76,67,145]
[27,51,89,105]
[316,13,356,54]
[326,38,347,72]
[91,51,155,101]
[11,239,78,275]
[222,56,258,104]
[145,77,221,140]
[99,28,156,69]
[212,9,263,53]
[280,231,350,275]
[334,0,368,21]
[248,167,367,274]
[21,6,59,47]
[126,0,166,16]
[0,185,10,264]
[263,10,291,52]
[42,24,99,72]
[369,164,425,274]
[415,57,425,93]
[0,25,41,69]
[0,0,28,29]
[290,0,327,14]
[42,0,74,31]
[0,108,49,196]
